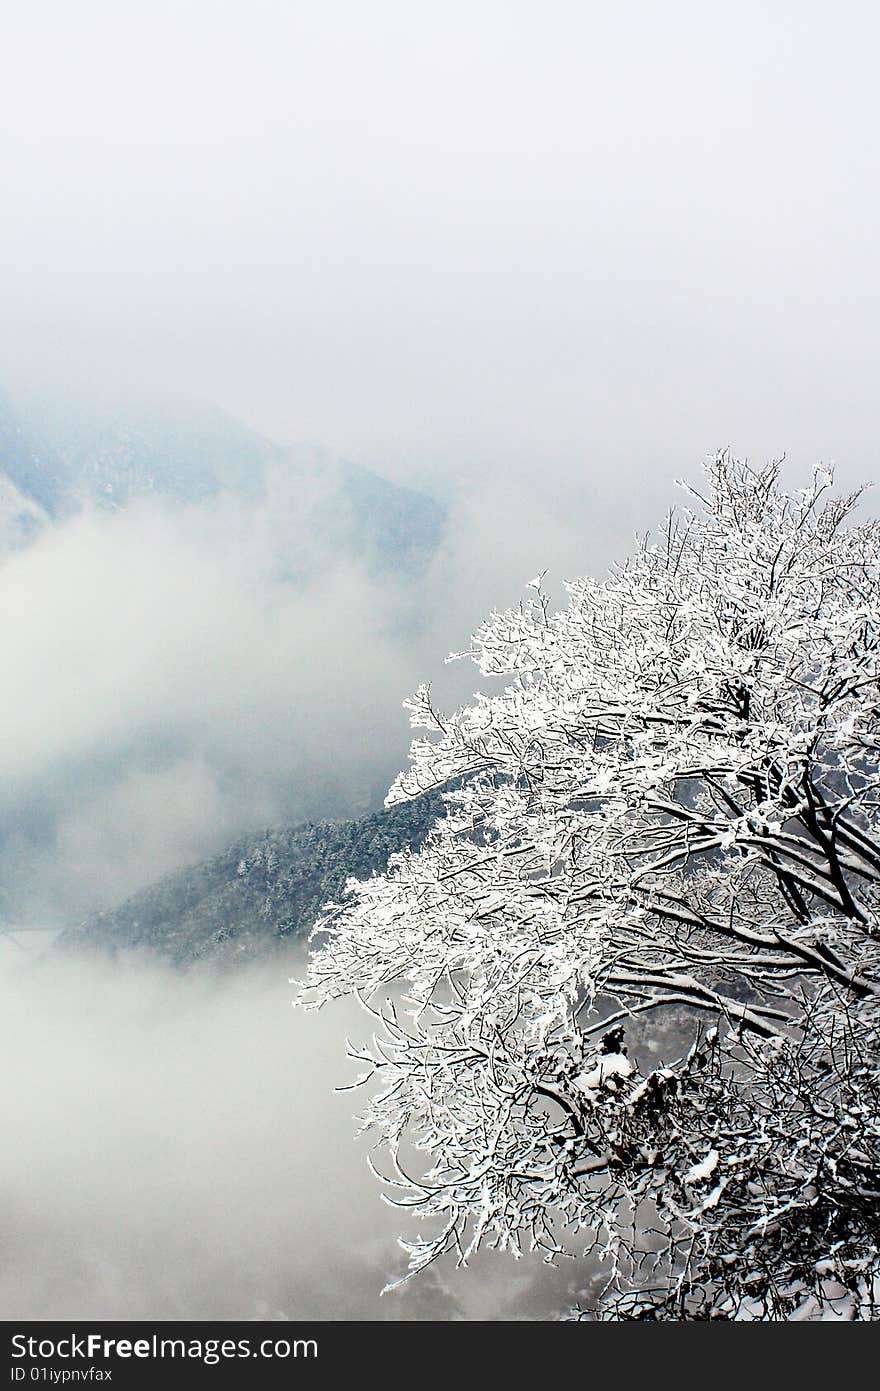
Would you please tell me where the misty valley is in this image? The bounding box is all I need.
[0,391,590,1320]
[3,391,880,1324]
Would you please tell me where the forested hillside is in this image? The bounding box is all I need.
[62,791,444,966]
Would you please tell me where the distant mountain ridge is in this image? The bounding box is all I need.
[60,791,445,967]
[0,391,66,517]
[0,391,449,937]
[0,392,445,572]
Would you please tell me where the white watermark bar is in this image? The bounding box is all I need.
[6,1324,320,1387]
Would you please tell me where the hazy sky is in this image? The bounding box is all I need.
[2,1,878,495]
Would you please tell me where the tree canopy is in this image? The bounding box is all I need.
[300,456,880,1319]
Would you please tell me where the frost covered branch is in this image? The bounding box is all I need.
[298,454,880,1319]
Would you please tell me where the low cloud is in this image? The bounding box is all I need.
[0,454,662,924]
[0,947,591,1319]
[0,484,424,919]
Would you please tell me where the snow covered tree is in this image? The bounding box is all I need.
[299,455,880,1319]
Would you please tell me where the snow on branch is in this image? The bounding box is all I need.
[299,453,880,1319]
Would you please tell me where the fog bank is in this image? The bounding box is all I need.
[0,947,590,1319]
[0,450,661,925]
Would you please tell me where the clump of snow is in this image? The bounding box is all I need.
[683,1149,719,1185]
[572,1053,634,1098]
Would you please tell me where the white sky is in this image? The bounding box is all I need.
[2,0,878,494]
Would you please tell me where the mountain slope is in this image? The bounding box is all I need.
[0,470,47,554]
[0,393,57,551]
[0,391,66,517]
[61,791,445,966]
[1,394,446,574]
